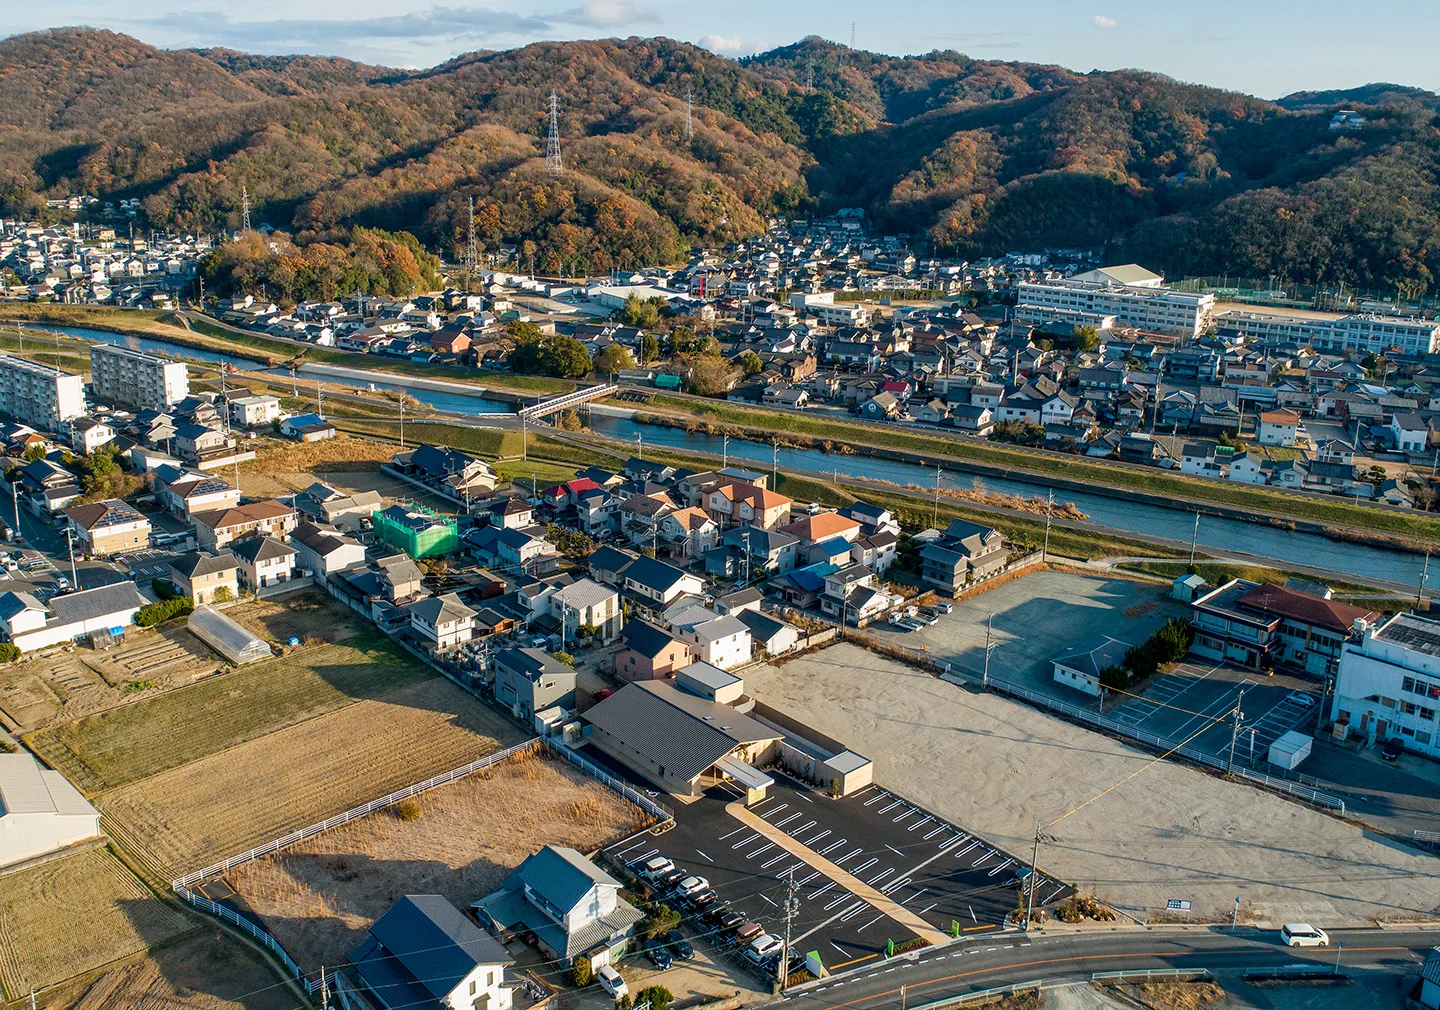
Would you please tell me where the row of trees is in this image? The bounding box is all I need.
[1099,617,1195,690]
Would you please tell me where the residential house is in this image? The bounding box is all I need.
[858,391,901,420]
[1392,412,1430,453]
[736,609,801,656]
[229,535,298,591]
[622,556,705,618]
[153,466,241,518]
[919,519,1010,595]
[228,395,282,429]
[350,894,514,1010]
[1226,452,1266,485]
[168,550,239,604]
[1190,579,1380,676]
[614,620,694,683]
[1257,408,1301,447]
[290,520,367,575]
[294,481,382,532]
[280,412,337,442]
[549,578,622,644]
[708,525,800,579]
[704,481,792,530]
[492,648,577,720]
[820,562,887,625]
[673,614,752,670]
[409,593,476,652]
[587,545,637,587]
[63,499,150,556]
[193,500,296,550]
[474,846,643,965]
[1179,442,1223,478]
[0,581,147,653]
[68,417,114,455]
[657,507,717,560]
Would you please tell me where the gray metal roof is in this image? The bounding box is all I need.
[0,752,98,817]
[583,681,780,783]
[46,581,145,627]
[363,894,512,1002]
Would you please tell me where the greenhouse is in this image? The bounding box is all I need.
[187,605,273,665]
[374,504,459,559]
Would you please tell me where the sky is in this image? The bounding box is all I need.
[10,0,1440,99]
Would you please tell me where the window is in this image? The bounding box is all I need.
[470,981,477,996]
[1419,731,1433,745]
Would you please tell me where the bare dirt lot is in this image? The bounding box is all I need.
[228,590,365,646]
[225,748,650,972]
[745,642,1440,927]
[40,930,298,1010]
[100,676,527,878]
[0,846,190,999]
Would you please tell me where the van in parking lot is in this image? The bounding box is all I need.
[745,934,782,965]
[596,964,628,999]
[1280,923,1329,947]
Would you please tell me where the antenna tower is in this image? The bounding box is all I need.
[851,21,856,48]
[684,89,695,140]
[466,196,479,279]
[545,91,564,176]
[241,186,251,232]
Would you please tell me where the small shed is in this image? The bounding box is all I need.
[822,751,873,797]
[1268,730,1313,771]
[1171,573,1208,602]
[187,605,273,665]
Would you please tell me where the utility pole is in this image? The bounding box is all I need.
[772,440,778,488]
[778,866,799,990]
[241,185,251,232]
[1417,549,1431,609]
[723,434,729,470]
[1226,686,1247,776]
[64,526,78,589]
[932,464,941,529]
[982,613,994,689]
[316,381,324,419]
[1189,511,1200,566]
[11,479,19,543]
[1042,489,1053,562]
[522,414,528,460]
[636,431,643,461]
[399,402,405,448]
[320,966,329,1010]
[1024,820,1041,927]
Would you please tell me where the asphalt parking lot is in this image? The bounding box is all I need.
[1107,660,1321,768]
[867,571,1188,699]
[606,777,1064,977]
[121,548,182,583]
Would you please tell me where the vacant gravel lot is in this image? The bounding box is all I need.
[746,643,1440,927]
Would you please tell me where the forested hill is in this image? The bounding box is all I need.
[0,28,1436,292]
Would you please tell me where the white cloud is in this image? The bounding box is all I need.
[130,7,552,52]
[1092,15,1118,29]
[556,0,661,28]
[699,33,743,54]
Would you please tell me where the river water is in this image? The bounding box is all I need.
[27,324,1428,585]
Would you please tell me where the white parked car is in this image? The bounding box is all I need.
[675,875,709,897]
[596,964,628,999]
[934,601,954,614]
[639,855,674,881]
[1286,691,1315,708]
[1280,923,1329,947]
[746,933,783,963]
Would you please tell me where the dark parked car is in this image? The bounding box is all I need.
[702,902,733,924]
[643,939,673,970]
[1383,736,1405,761]
[716,910,747,932]
[662,930,694,960]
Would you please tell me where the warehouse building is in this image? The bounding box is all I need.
[0,752,102,867]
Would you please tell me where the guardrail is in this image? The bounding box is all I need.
[910,979,1046,1009]
[1415,829,1440,849]
[1242,964,1344,981]
[1093,968,1214,983]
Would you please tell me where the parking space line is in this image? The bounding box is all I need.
[971,851,994,866]
[796,871,821,887]
[881,876,910,894]
[866,868,894,886]
[953,840,982,859]
[853,857,877,873]
[761,803,789,820]
[857,913,885,932]
[791,820,817,836]
[718,826,746,840]
[839,903,865,922]
[904,888,928,905]
[920,902,937,914]
[696,849,714,862]
[1044,885,1066,903]
[886,844,905,857]
[824,893,852,910]
[805,828,831,846]
[731,833,760,849]
[835,848,863,865]
[761,853,789,869]
[820,839,847,856]
[923,825,948,840]
[986,858,1016,877]
[969,905,977,923]
[775,812,803,828]
[864,792,890,807]
[878,799,904,813]
[759,893,777,907]
[809,882,835,900]
[909,815,934,832]
[746,842,774,859]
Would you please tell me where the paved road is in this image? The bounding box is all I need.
[776,926,1437,1009]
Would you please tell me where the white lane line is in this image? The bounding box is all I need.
[864,792,890,807]
[761,803,789,820]
[760,893,778,907]
[919,902,937,914]
[894,808,918,823]
[853,857,878,873]
[747,842,775,859]
[857,914,885,932]
[731,833,759,850]
[820,839,848,856]
[762,853,789,869]
[886,844,906,857]
[719,826,746,840]
[824,893,852,910]
[696,849,714,862]
[879,799,903,813]
[775,812,803,828]
[805,829,832,846]
[867,868,895,886]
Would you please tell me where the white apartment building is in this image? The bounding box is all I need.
[0,353,85,430]
[1332,612,1440,758]
[1215,309,1440,356]
[1016,278,1214,338]
[789,291,869,327]
[88,343,189,409]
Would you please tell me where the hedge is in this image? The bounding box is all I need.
[136,596,193,627]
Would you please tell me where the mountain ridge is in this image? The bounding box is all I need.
[0,27,1434,291]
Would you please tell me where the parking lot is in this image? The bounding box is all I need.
[121,549,183,584]
[1108,660,1321,768]
[867,571,1188,699]
[605,777,1062,978]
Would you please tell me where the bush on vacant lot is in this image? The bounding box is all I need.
[392,799,421,822]
[136,597,193,627]
[636,986,673,1010]
[0,642,19,664]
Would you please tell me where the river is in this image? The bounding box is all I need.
[25,325,1429,586]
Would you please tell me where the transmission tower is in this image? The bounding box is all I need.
[684,89,695,140]
[545,91,563,176]
[240,185,251,232]
[465,196,479,281]
[850,21,856,48]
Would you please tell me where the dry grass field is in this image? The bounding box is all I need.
[0,847,190,1000]
[240,436,397,475]
[100,676,526,879]
[27,634,426,794]
[228,591,365,646]
[43,931,297,1010]
[225,749,651,972]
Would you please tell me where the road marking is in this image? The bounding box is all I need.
[904,888,929,905]
[820,840,848,856]
[762,803,790,820]
[1044,885,1066,903]
[986,858,1016,877]
[719,826,746,840]
[864,792,890,807]
[840,903,866,922]
[894,808,918,823]
[923,826,948,840]
[762,853,789,869]
[857,914,884,932]
[696,849,714,862]
[881,877,911,895]
[909,816,933,832]
[969,906,977,923]
[853,857,878,873]
[972,851,995,867]
[824,893,852,910]
[792,820,818,836]
[886,844,906,857]
[867,868,895,886]
[797,792,814,803]
[806,829,833,846]
[809,882,836,900]
[760,893,778,907]
[797,871,821,886]
[953,840,982,859]
[776,812,804,828]
[732,833,760,849]
[986,947,997,951]
[748,842,775,859]
[879,799,903,814]
[830,942,848,957]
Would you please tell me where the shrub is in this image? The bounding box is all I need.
[571,957,593,988]
[0,643,19,664]
[136,596,193,627]
[640,903,680,941]
[635,986,672,1010]
[392,799,421,822]
[212,585,235,603]
[553,651,576,668]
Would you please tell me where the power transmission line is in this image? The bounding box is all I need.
[545,91,564,176]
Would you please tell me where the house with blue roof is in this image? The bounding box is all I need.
[349,894,514,1010]
[474,845,643,966]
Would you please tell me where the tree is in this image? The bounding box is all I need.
[640,546,657,558]
[545,523,596,558]
[635,986,673,1010]
[1072,325,1100,352]
[622,293,663,328]
[21,443,46,462]
[571,957,593,987]
[538,335,593,379]
[640,903,681,940]
[679,353,742,395]
[640,334,660,364]
[739,350,764,375]
[553,651,576,667]
[594,344,637,375]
